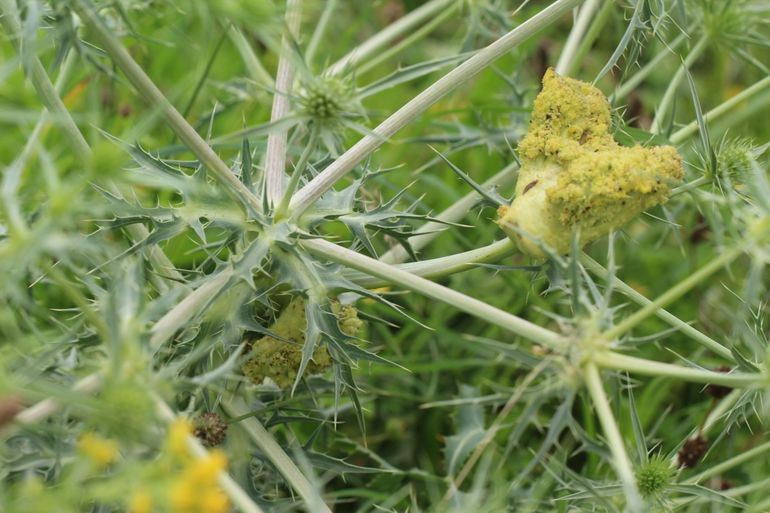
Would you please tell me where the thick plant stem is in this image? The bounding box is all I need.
[592,351,763,387]
[580,254,734,361]
[154,399,266,513]
[73,0,263,215]
[265,0,303,206]
[565,0,614,78]
[583,362,644,512]
[328,0,454,75]
[347,238,517,288]
[555,0,599,75]
[301,238,566,350]
[671,74,770,144]
[13,373,102,427]
[600,244,745,342]
[290,0,583,218]
[380,161,518,264]
[649,36,709,134]
[223,399,333,513]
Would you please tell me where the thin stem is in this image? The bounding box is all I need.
[671,175,711,195]
[649,36,709,134]
[580,254,734,361]
[301,238,566,350]
[306,0,337,65]
[290,0,583,218]
[327,0,454,75]
[611,32,688,102]
[380,161,519,264]
[555,0,599,75]
[13,373,102,426]
[228,26,274,86]
[565,0,614,78]
[671,74,770,145]
[73,0,263,214]
[265,0,303,206]
[685,440,770,485]
[275,129,319,220]
[592,351,764,388]
[600,244,745,342]
[347,238,517,288]
[154,398,267,513]
[583,362,644,512]
[356,3,459,76]
[222,399,333,513]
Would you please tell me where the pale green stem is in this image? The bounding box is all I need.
[649,36,709,134]
[13,373,102,426]
[671,74,770,145]
[346,238,517,288]
[583,362,644,512]
[223,399,333,513]
[290,0,583,218]
[555,0,599,75]
[671,175,711,195]
[565,0,613,78]
[228,26,274,86]
[612,32,688,102]
[356,2,459,76]
[328,0,454,75]
[265,0,303,206]
[580,254,733,361]
[685,440,770,485]
[154,398,267,513]
[380,161,519,264]
[306,0,337,65]
[275,129,319,220]
[600,244,744,342]
[301,238,566,350]
[591,351,764,388]
[73,0,263,214]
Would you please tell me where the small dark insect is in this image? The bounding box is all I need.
[523,180,538,194]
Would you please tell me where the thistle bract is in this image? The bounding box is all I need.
[498,69,684,257]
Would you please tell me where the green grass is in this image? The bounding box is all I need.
[1,1,770,512]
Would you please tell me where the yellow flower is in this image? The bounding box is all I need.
[169,479,196,513]
[200,487,230,513]
[77,432,118,468]
[189,450,227,484]
[168,418,193,459]
[128,490,153,513]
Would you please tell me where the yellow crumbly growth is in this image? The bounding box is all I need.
[241,297,363,388]
[498,69,683,256]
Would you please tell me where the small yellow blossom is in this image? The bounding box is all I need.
[169,450,231,513]
[189,450,227,484]
[168,418,193,459]
[200,487,230,513]
[128,490,153,513]
[77,432,119,468]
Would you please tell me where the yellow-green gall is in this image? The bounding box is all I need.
[241,297,363,388]
[498,69,684,257]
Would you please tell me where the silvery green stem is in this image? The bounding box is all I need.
[73,0,263,214]
[302,238,566,350]
[592,351,764,388]
[600,244,744,342]
[13,372,102,426]
[555,0,599,75]
[584,362,644,512]
[347,238,517,287]
[290,0,583,218]
[265,0,303,206]
[685,440,770,485]
[327,0,454,75]
[649,36,709,134]
[223,399,333,513]
[380,161,518,264]
[228,26,274,86]
[670,74,770,144]
[154,398,267,513]
[580,254,734,361]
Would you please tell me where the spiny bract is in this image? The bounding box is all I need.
[497,69,684,257]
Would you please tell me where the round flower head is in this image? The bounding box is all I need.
[498,69,684,257]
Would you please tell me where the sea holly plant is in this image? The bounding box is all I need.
[1,1,770,512]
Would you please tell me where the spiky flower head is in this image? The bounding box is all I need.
[297,75,361,129]
[497,69,683,257]
[193,412,228,448]
[636,454,677,499]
